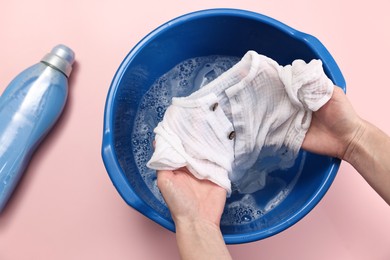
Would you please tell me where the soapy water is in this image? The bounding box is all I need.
[221,152,306,225]
[131,55,306,225]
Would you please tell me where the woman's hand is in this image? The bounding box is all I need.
[157,167,226,227]
[157,168,232,260]
[302,86,365,160]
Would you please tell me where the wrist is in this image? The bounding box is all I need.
[175,216,221,234]
[343,119,369,163]
[175,217,231,260]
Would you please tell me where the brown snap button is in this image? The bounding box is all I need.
[211,103,219,111]
[228,131,236,140]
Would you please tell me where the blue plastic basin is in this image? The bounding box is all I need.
[102,8,345,244]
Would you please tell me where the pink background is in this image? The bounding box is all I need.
[1,1,390,259]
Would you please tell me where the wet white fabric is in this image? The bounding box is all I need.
[147,51,334,196]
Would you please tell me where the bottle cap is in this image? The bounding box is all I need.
[41,44,75,77]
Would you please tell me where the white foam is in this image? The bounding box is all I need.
[221,194,264,225]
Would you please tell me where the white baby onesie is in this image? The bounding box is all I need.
[147,51,334,196]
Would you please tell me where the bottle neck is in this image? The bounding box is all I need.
[40,55,71,78]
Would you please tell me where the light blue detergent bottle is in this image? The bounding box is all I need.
[0,44,75,212]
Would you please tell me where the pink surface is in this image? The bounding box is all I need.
[1,1,390,259]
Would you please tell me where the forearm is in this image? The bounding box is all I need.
[344,120,390,205]
[175,220,232,260]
